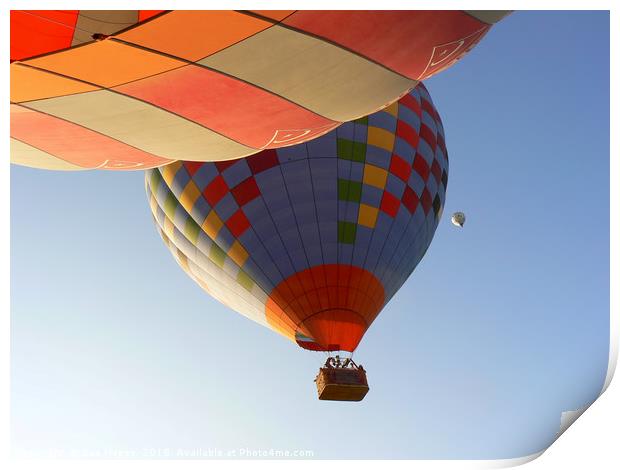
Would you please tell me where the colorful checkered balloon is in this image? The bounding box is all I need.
[145,83,448,352]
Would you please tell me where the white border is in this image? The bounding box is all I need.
[3,1,618,468]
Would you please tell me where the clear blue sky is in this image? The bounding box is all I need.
[10,11,609,459]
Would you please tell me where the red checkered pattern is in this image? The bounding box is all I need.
[214,160,237,172]
[389,155,412,182]
[203,175,228,206]
[393,87,447,220]
[232,176,260,206]
[226,209,251,237]
[396,120,420,149]
[399,93,423,117]
[420,188,433,215]
[246,149,279,174]
[183,161,204,177]
[359,85,448,222]
[190,158,268,239]
[413,154,430,182]
[380,191,400,217]
[430,159,442,184]
[401,186,419,214]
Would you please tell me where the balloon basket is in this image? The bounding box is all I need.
[314,356,369,402]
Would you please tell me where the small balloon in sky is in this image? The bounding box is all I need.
[451,212,466,227]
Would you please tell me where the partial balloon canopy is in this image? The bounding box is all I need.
[11,10,505,170]
[10,10,164,61]
[145,83,448,352]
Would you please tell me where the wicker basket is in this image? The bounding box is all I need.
[315,366,369,401]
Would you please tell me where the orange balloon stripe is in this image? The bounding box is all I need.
[23,40,186,89]
[11,63,100,103]
[265,264,385,352]
[115,10,273,62]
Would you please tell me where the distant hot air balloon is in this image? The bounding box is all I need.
[452,212,466,227]
[145,83,448,399]
[11,10,505,170]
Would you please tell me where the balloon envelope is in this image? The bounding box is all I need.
[451,212,466,227]
[11,10,502,170]
[145,83,448,352]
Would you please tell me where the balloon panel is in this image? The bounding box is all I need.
[12,10,497,170]
[10,10,164,61]
[145,84,448,352]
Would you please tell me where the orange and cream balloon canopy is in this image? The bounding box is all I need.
[11,10,506,170]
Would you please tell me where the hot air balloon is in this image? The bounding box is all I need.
[145,83,448,400]
[452,212,466,227]
[11,10,503,170]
